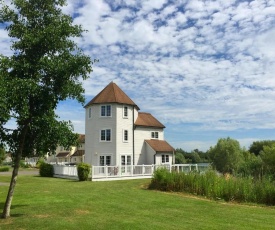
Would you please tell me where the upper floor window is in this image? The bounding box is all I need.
[123,106,128,118]
[100,129,111,141]
[151,132,159,139]
[101,105,111,117]
[88,107,92,119]
[123,130,128,142]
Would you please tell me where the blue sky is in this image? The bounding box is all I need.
[1,0,275,151]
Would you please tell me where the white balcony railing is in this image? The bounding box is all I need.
[52,163,210,180]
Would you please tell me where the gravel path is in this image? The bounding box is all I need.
[0,169,39,176]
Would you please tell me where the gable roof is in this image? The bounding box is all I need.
[85,82,140,109]
[145,140,175,152]
[72,150,85,157]
[56,152,70,157]
[135,112,165,128]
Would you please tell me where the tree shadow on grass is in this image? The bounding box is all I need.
[0,203,27,218]
[0,203,28,210]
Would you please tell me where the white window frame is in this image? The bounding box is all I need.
[123,105,128,118]
[162,154,169,163]
[99,154,112,166]
[88,107,92,119]
[151,131,159,139]
[100,129,112,142]
[100,105,112,117]
[123,129,129,142]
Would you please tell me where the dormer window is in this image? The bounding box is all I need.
[151,132,159,139]
[101,105,111,117]
[123,106,128,118]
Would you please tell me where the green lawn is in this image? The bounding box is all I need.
[0,174,275,230]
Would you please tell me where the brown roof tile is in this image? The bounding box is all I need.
[135,112,165,128]
[56,152,70,157]
[72,150,85,157]
[85,82,139,109]
[145,140,175,152]
[78,134,85,143]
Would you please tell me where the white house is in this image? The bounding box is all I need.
[84,82,174,169]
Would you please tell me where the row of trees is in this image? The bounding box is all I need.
[175,148,209,164]
[209,138,275,179]
[175,138,275,179]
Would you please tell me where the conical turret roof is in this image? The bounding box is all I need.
[85,82,139,109]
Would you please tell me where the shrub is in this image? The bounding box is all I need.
[36,158,45,169]
[39,162,54,177]
[77,163,91,181]
[0,166,10,172]
[19,160,30,168]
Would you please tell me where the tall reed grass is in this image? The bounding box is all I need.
[149,168,275,205]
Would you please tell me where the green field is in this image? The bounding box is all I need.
[0,174,275,230]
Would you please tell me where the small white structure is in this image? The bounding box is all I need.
[84,82,174,171]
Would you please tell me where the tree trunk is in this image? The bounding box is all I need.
[1,124,29,219]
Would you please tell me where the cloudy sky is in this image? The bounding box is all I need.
[1,0,275,151]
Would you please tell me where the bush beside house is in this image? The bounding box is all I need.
[77,163,91,181]
[39,163,54,177]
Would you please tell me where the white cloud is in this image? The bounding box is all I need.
[1,0,275,151]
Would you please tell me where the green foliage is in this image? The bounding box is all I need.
[175,152,186,164]
[77,163,91,181]
[208,137,244,174]
[0,147,5,164]
[249,140,275,156]
[260,144,275,178]
[0,0,94,217]
[175,148,208,163]
[36,158,45,169]
[149,169,275,205]
[238,152,263,179]
[19,160,30,168]
[0,0,93,159]
[0,166,9,172]
[39,162,54,177]
[190,151,201,163]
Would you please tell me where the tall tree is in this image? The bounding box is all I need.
[208,137,244,174]
[249,140,275,156]
[0,0,93,218]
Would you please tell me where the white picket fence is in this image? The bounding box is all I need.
[53,163,210,181]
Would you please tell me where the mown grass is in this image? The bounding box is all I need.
[0,174,275,230]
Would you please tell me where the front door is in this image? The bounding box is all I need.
[121,155,131,175]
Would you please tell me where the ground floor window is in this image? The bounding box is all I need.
[162,154,169,163]
[99,155,111,166]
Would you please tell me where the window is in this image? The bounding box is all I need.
[100,129,111,141]
[100,155,111,166]
[151,132,159,139]
[101,105,111,117]
[88,107,92,119]
[162,155,169,163]
[123,130,128,142]
[123,106,128,118]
